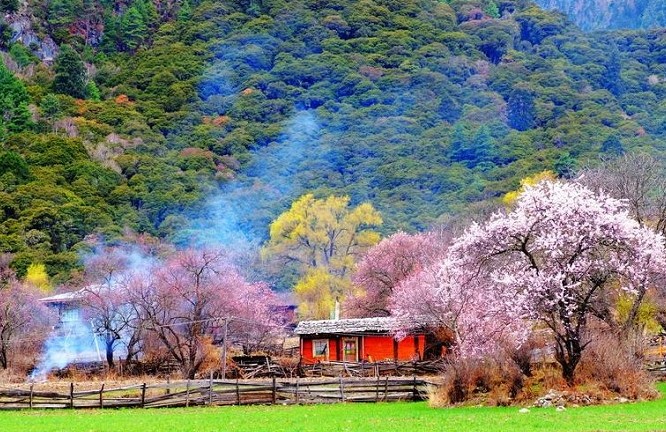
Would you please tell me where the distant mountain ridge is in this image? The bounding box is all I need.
[535,0,666,30]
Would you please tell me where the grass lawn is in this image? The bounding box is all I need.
[2,383,666,432]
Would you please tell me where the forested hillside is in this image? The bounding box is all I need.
[2,0,666,282]
[535,0,666,30]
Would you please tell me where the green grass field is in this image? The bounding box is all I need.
[2,383,666,432]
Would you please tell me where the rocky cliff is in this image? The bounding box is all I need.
[535,0,666,30]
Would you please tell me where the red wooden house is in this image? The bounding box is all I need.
[295,317,426,364]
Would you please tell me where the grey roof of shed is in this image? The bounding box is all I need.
[40,289,87,304]
[294,317,400,335]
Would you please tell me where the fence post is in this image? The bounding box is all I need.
[166,376,170,395]
[339,375,345,402]
[235,378,240,405]
[70,383,74,409]
[272,376,277,404]
[99,384,105,408]
[412,376,418,401]
[209,371,213,405]
[29,383,33,409]
[186,379,191,408]
[375,374,380,402]
[295,377,300,405]
[141,383,147,408]
[384,376,388,402]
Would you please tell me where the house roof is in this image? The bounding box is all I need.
[40,288,87,304]
[295,317,401,335]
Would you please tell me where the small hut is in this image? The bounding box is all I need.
[295,317,425,364]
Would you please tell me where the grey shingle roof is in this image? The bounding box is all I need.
[39,289,87,304]
[294,317,398,335]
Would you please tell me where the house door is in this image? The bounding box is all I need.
[343,338,358,362]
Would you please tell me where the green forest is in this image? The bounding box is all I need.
[1,0,666,283]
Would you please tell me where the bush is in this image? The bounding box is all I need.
[577,330,657,400]
[430,355,524,406]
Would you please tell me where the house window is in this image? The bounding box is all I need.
[313,339,328,360]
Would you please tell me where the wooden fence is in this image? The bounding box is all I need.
[0,377,431,410]
[299,360,445,378]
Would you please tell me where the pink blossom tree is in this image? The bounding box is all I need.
[0,280,54,369]
[390,247,529,360]
[392,181,666,385]
[80,247,135,368]
[346,232,447,317]
[129,248,280,378]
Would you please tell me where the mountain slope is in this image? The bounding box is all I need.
[535,0,666,30]
[2,0,666,282]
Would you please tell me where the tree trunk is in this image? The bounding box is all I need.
[554,339,582,387]
[0,346,7,369]
[105,341,115,368]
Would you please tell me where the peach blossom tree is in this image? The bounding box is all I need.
[392,181,666,385]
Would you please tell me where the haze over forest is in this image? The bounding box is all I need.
[1,0,666,286]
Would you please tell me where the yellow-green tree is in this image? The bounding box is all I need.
[25,263,51,293]
[263,194,382,319]
[502,170,557,206]
[293,268,351,320]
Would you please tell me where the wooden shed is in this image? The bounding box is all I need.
[295,317,425,364]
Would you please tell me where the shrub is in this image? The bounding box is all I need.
[577,330,657,400]
[430,355,524,406]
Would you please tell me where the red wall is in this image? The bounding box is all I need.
[363,335,393,362]
[301,334,424,363]
[301,338,339,362]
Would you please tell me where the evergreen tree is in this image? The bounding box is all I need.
[0,151,31,183]
[600,135,625,156]
[507,86,536,131]
[177,0,192,21]
[555,152,577,178]
[47,0,82,42]
[0,0,19,13]
[449,122,469,163]
[135,0,159,30]
[85,81,101,101]
[438,92,461,123]
[120,6,148,52]
[0,17,12,49]
[603,43,624,97]
[100,13,120,53]
[0,63,32,138]
[40,93,62,129]
[485,1,500,18]
[53,45,86,99]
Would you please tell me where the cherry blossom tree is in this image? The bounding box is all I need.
[0,280,54,369]
[346,232,447,317]
[390,245,529,360]
[129,248,280,378]
[392,180,666,385]
[223,276,280,354]
[578,153,666,329]
[80,246,155,367]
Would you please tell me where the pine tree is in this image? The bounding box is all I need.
[0,0,19,13]
[603,43,624,97]
[0,63,32,138]
[507,86,536,131]
[53,45,86,99]
[177,0,192,21]
[601,135,625,156]
[135,0,159,30]
[120,6,148,52]
[40,93,62,130]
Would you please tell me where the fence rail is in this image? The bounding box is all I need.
[0,377,432,410]
[299,360,445,378]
